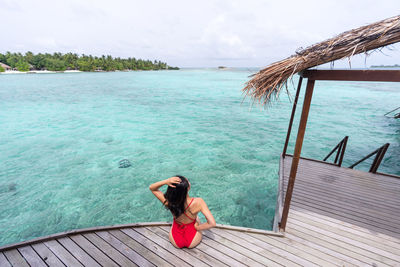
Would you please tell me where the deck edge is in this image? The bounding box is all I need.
[272,154,285,232]
[0,222,171,251]
[0,222,283,251]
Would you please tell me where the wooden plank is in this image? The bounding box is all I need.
[223,229,318,267]
[267,232,357,267]
[290,199,400,237]
[201,235,262,267]
[109,229,173,267]
[202,229,283,267]
[245,232,338,267]
[376,171,400,179]
[3,249,30,267]
[207,228,300,267]
[57,237,100,266]
[287,189,400,229]
[289,199,400,235]
[149,227,226,267]
[121,228,191,266]
[157,226,245,267]
[286,177,400,215]
[135,227,208,267]
[18,246,47,267]
[1,222,285,253]
[285,155,400,187]
[284,177,398,215]
[0,252,12,267]
[0,222,171,252]
[288,180,400,216]
[286,224,378,266]
[289,211,400,255]
[290,202,400,239]
[290,209,400,249]
[300,69,400,82]
[288,167,400,201]
[288,219,400,266]
[191,241,246,266]
[287,164,400,196]
[289,194,400,232]
[96,230,155,267]
[284,159,400,193]
[31,242,65,266]
[44,240,83,267]
[69,234,119,267]
[215,224,283,236]
[283,174,400,211]
[83,232,137,266]
[282,231,367,266]
[291,207,400,245]
[288,187,400,222]
[288,187,400,220]
[285,154,400,181]
[290,215,400,256]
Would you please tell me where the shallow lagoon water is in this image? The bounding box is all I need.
[0,69,399,246]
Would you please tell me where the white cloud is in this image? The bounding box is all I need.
[34,37,58,48]
[0,0,399,67]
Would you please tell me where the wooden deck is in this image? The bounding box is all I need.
[280,155,400,267]
[1,156,400,266]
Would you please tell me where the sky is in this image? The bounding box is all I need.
[0,0,399,68]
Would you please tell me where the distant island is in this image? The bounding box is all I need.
[0,52,179,73]
[370,64,400,68]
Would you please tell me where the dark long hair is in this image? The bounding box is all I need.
[164,175,189,218]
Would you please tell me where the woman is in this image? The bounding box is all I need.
[149,175,216,248]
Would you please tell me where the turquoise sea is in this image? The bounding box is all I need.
[0,69,399,246]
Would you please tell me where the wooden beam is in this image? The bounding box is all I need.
[300,70,400,82]
[282,77,303,157]
[280,79,315,231]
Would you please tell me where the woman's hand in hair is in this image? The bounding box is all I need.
[166,176,181,188]
[149,177,179,205]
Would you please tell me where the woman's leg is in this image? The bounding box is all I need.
[169,227,179,248]
[188,231,202,248]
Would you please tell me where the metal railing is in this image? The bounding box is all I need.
[349,143,390,173]
[323,136,348,167]
[384,106,400,118]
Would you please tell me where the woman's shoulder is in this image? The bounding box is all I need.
[194,197,205,202]
[192,197,204,203]
[192,197,206,208]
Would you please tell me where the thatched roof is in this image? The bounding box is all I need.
[243,15,400,104]
[0,62,11,69]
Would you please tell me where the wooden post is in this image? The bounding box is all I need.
[280,79,315,231]
[282,77,303,158]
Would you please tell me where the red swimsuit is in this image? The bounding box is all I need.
[171,198,197,248]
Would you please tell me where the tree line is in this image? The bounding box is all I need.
[0,52,179,72]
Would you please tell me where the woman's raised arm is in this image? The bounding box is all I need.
[149,177,181,204]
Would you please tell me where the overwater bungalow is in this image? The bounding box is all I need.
[1,16,400,266]
[0,62,11,71]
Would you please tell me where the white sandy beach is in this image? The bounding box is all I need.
[1,70,82,74]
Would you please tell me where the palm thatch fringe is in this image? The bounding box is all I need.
[243,15,400,105]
